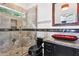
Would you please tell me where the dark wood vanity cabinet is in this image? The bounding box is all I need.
[44,41,79,56]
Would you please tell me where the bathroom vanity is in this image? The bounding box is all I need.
[44,37,79,56]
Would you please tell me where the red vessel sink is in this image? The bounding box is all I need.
[52,34,78,41]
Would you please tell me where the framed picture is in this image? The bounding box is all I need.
[52,3,79,26]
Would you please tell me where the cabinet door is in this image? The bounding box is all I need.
[74,49,79,56]
[54,44,74,56]
[44,42,54,56]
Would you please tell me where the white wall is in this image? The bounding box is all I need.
[37,3,52,29]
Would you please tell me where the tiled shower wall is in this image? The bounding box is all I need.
[26,6,37,29]
[0,31,36,56]
[0,4,37,56]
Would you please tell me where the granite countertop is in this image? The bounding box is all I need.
[44,36,79,49]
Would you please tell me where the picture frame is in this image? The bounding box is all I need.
[52,3,79,26]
